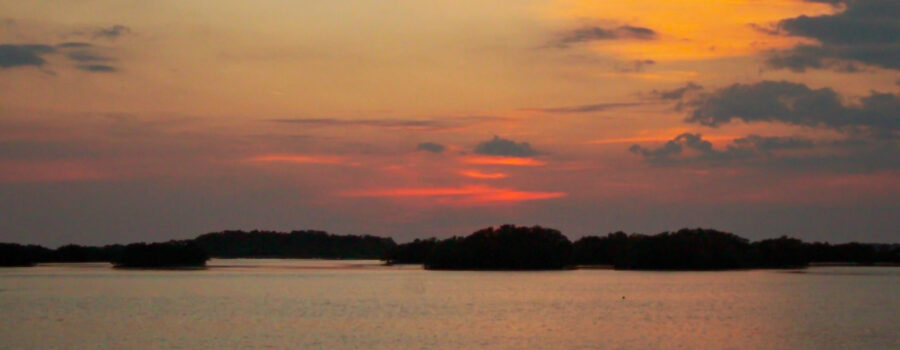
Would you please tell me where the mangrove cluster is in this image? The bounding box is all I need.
[193,230,396,259]
[0,229,395,267]
[386,227,900,270]
[423,225,571,270]
[2,225,898,270]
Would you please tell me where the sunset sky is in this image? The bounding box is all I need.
[1,0,898,246]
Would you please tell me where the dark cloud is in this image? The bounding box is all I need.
[270,116,508,131]
[614,59,656,73]
[56,42,93,49]
[635,78,900,171]
[629,133,713,163]
[77,64,116,72]
[92,25,131,40]
[416,142,445,153]
[473,135,538,157]
[58,43,118,71]
[66,50,112,62]
[630,133,899,172]
[520,102,644,114]
[653,82,703,100]
[684,81,900,138]
[0,44,55,68]
[766,0,900,72]
[0,42,118,72]
[270,118,443,129]
[554,25,656,48]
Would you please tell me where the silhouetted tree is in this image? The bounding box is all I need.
[385,238,438,264]
[611,229,752,270]
[572,232,629,265]
[752,236,809,268]
[193,230,396,259]
[424,225,572,270]
[0,243,44,266]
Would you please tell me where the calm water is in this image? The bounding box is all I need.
[1,260,897,350]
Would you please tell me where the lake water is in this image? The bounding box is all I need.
[1,259,898,349]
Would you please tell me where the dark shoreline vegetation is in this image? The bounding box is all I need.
[388,226,900,270]
[1,225,898,270]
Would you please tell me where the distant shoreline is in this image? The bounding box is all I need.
[3,226,899,270]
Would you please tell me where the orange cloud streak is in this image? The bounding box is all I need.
[461,156,547,166]
[341,185,566,203]
[248,154,348,165]
[459,170,509,179]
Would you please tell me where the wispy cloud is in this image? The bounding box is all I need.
[458,170,508,179]
[519,102,645,114]
[461,156,546,167]
[416,142,446,153]
[247,154,350,165]
[473,135,538,157]
[92,25,130,40]
[270,116,509,131]
[552,25,657,48]
[340,185,566,204]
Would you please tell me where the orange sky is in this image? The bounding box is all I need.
[0,0,898,245]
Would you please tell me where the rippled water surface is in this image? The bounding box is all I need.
[1,260,898,349]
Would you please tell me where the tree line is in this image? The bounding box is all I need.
[0,230,396,268]
[2,226,898,270]
[386,226,900,270]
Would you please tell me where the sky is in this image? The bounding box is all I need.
[1,0,898,246]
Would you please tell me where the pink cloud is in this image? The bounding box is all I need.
[340,185,566,204]
[459,170,508,179]
[460,156,546,166]
[248,154,350,165]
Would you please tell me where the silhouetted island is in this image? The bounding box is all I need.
[2,226,898,270]
[410,225,572,270]
[0,243,41,267]
[387,227,900,270]
[193,230,397,259]
[113,241,209,268]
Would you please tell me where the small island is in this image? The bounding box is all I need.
[3,225,898,271]
[0,243,40,267]
[387,226,900,270]
[113,241,209,268]
[414,225,572,270]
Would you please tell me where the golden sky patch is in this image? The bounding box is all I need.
[548,0,836,60]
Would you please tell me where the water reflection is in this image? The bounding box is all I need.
[0,260,897,349]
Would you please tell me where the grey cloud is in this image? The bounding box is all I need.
[0,44,55,68]
[67,50,112,62]
[685,81,900,137]
[554,25,657,48]
[270,116,508,131]
[629,133,713,163]
[416,142,445,153]
[473,135,538,157]
[614,59,656,73]
[653,82,703,100]
[77,64,116,72]
[630,133,898,172]
[732,135,815,151]
[766,0,900,71]
[92,25,131,40]
[630,133,815,164]
[270,118,443,129]
[56,42,93,49]
[520,102,644,114]
[0,42,119,72]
